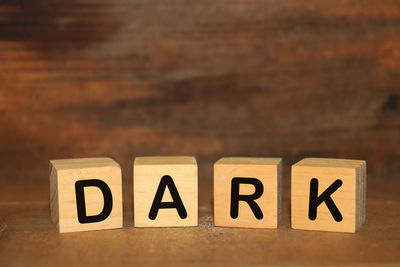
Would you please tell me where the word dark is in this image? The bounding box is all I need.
[49,157,366,233]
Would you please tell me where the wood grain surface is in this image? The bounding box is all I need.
[1,178,400,266]
[0,0,399,265]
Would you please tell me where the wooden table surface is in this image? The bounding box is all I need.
[1,174,400,266]
[0,0,399,265]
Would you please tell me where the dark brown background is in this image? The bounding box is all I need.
[0,1,399,266]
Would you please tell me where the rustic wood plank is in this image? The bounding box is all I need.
[0,1,399,187]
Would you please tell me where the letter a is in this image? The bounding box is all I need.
[148,175,187,220]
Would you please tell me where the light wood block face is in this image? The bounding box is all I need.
[133,156,198,227]
[214,157,282,228]
[291,158,366,233]
[49,157,123,233]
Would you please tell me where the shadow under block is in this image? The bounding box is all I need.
[133,156,198,227]
[291,158,366,233]
[214,157,282,228]
[49,157,123,233]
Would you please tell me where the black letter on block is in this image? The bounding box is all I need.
[230,177,264,219]
[308,178,343,222]
[148,175,187,220]
[75,179,113,224]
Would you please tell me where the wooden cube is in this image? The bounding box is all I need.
[214,157,282,228]
[133,156,198,227]
[291,158,366,233]
[49,157,123,233]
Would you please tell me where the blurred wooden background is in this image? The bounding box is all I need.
[1,1,400,266]
[1,0,399,187]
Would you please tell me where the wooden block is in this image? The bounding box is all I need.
[49,157,123,233]
[291,158,367,233]
[133,156,198,227]
[214,157,282,228]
